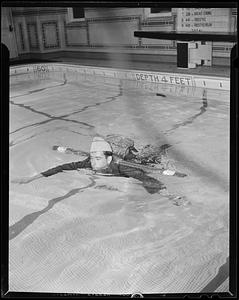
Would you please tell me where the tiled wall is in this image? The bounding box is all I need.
[10,7,237,63]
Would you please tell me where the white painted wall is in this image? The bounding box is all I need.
[6,7,237,64]
[1,7,19,58]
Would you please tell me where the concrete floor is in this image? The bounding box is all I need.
[9,66,229,294]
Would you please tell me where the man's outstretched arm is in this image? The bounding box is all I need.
[11,157,91,184]
[118,164,190,206]
[41,157,91,177]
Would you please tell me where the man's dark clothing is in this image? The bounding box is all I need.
[41,157,165,194]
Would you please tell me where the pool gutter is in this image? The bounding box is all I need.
[10,62,230,91]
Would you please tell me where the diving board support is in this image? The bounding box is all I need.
[177,41,212,69]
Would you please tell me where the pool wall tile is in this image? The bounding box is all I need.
[10,62,230,91]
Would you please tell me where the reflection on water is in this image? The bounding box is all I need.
[9,177,96,240]
[165,93,208,134]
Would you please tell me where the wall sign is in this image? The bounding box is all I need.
[176,8,230,32]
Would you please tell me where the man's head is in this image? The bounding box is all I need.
[90,137,113,171]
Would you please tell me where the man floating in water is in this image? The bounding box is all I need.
[12,137,189,206]
[53,134,186,175]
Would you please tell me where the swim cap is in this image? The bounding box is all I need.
[90,137,112,153]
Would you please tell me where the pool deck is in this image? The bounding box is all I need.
[11,57,231,79]
[51,58,231,78]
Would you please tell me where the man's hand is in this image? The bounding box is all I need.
[174,171,187,178]
[169,195,191,206]
[11,177,33,184]
[11,174,43,184]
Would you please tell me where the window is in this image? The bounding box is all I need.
[72,8,85,19]
[67,8,85,22]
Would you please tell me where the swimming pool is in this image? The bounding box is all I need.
[9,64,230,294]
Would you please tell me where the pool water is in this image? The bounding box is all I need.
[9,66,230,294]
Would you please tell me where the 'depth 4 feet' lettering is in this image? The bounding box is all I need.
[135,73,193,86]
